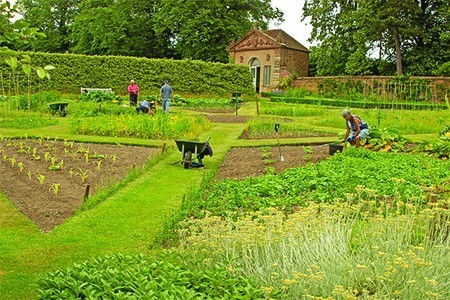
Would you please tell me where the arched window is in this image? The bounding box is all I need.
[250,58,261,67]
[249,58,261,93]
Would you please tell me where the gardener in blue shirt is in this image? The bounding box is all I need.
[160,80,173,113]
[136,100,151,114]
[341,109,369,148]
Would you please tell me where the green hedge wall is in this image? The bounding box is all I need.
[1,52,254,96]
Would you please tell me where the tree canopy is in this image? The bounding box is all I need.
[303,0,450,76]
[153,0,283,62]
[16,0,283,62]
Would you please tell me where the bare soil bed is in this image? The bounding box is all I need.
[216,145,331,181]
[0,138,160,232]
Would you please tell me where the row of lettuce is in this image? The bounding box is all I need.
[37,148,450,299]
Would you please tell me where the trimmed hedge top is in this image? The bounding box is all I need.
[1,52,255,96]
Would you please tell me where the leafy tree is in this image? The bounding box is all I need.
[302,0,360,76]
[0,0,54,109]
[69,0,170,58]
[302,0,450,76]
[17,0,81,53]
[358,0,421,75]
[403,0,450,75]
[153,0,283,63]
[0,0,45,51]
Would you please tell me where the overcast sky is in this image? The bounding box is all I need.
[270,0,312,49]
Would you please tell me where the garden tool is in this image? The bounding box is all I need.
[274,123,284,162]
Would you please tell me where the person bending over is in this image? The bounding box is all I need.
[136,100,151,114]
[341,109,369,148]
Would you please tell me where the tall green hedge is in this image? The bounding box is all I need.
[0,52,254,96]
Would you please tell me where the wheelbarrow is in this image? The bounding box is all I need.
[48,102,69,117]
[174,138,211,169]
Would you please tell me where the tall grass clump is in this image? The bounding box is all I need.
[312,108,450,135]
[174,202,449,299]
[260,101,333,117]
[69,101,134,117]
[0,109,57,129]
[284,87,312,98]
[69,112,211,140]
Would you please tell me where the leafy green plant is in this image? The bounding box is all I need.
[439,124,450,140]
[302,145,312,154]
[95,160,102,171]
[245,119,334,139]
[36,253,266,299]
[414,140,450,159]
[37,171,45,185]
[178,148,449,220]
[76,168,91,183]
[49,183,61,196]
[366,126,409,152]
[276,76,292,91]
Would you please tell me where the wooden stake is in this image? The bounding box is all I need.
[83,184,91,202]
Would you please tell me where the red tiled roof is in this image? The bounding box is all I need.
[227,28,309,52]
[261,29,309,52]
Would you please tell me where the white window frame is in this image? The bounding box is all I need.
[263,65,271,86]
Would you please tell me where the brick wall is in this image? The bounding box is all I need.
[281,48,309,78]
[229,47,309,93]
[292,76,450,102]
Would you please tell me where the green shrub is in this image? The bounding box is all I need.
[440,124,450,140]
[436,61,450,76]
[285,87,312,98]
[69,112,211,140]
[69,101,133,117]
[37,253,265,299]
[78,92,122,103]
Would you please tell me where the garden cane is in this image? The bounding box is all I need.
[274,123,284,162]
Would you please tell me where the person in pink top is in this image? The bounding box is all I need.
[127,79,139,106]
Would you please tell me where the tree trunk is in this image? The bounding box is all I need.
[394,28,403,75]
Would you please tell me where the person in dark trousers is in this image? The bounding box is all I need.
[128,79,139,106]
[341,109,369,148]
[136,100,151,114]
[160,80,173,113]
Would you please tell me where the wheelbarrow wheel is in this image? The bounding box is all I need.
[59,106,67,117]
[184,151,192,169]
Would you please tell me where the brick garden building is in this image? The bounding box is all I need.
[227,28,309,93]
